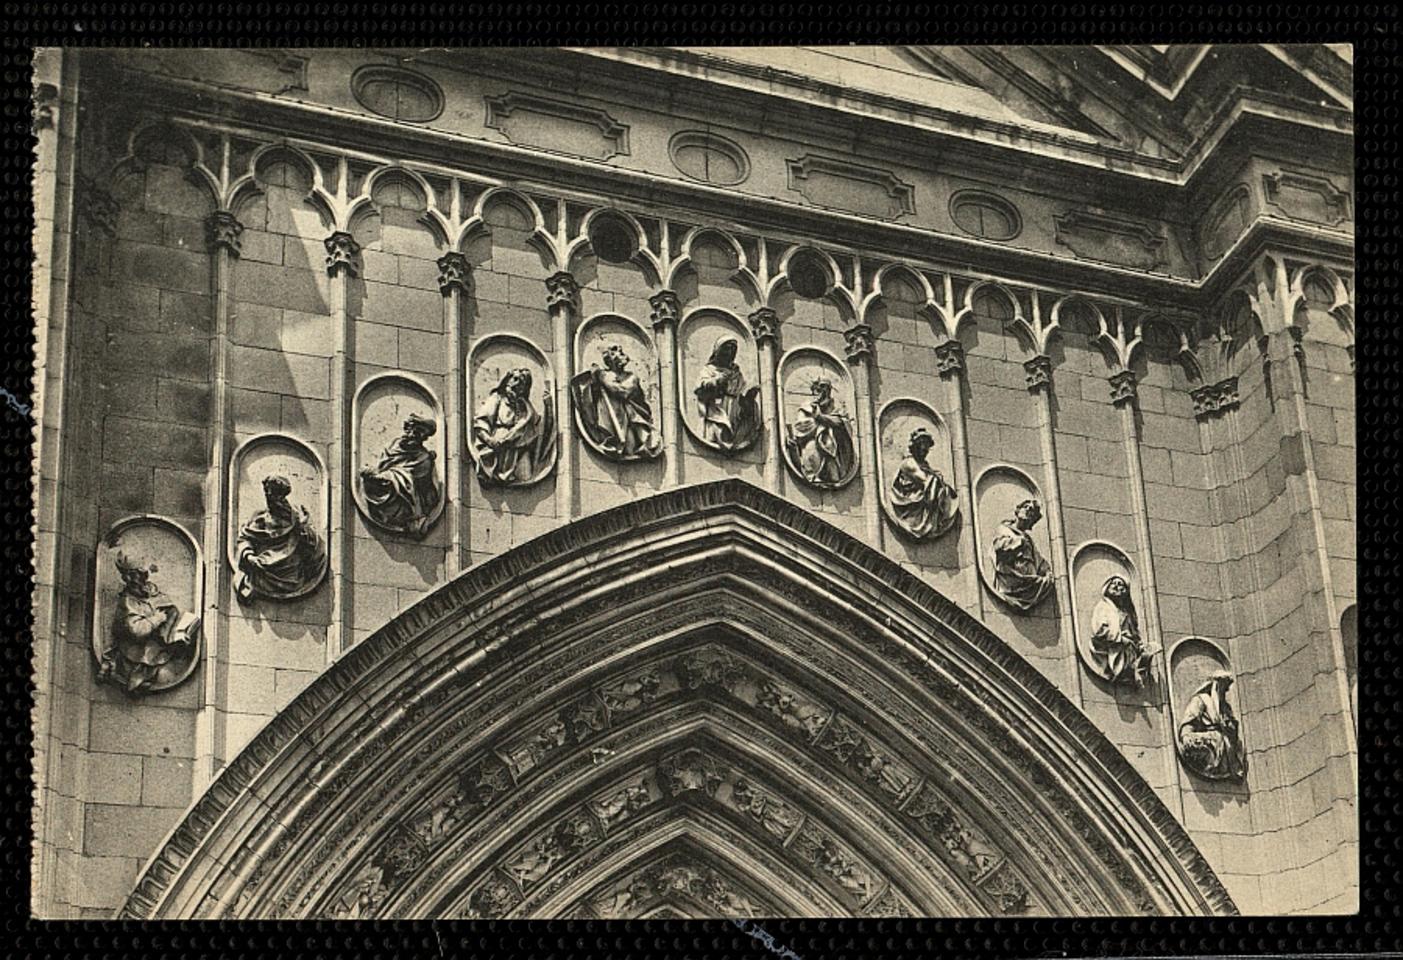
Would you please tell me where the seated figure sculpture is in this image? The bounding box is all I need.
[100,552,200,694]
[888,427,959,540]
[989,498,1054,611]
[572,343,663,461]
[693,336,761,454]
[1176,670,1247,780]
[785,377,857,487]
[234,473,327,602]
[1087,575,1157,686]
[472,367,556,487]
[360,412,442,536]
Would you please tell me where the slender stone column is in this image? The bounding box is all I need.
[1023,352,1081,705]
[546,272,579,520]
[438,252,471,576]
[195,210,241,785]
[1109,368,1185,818]
[845,323,884,550]
[324,230,360,660]
[748,307,782,495]
[935,339,983,621]
[650,290,681,489]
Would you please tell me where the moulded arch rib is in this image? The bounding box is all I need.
[122,480,1236,920]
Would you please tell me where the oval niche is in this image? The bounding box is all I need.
[227,433,329,602]
[1070,541,1156,687]
[973,465,1054,612]
[1169,638,1248,782]
[877,397,959,541]
[467,333,558,488]
[677,307,763,458]
[778,346,860,491]
[353,372,446,538]
[572,313,665,463]
[92,515,204,696]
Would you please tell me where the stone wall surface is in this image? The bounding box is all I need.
[30,46,1357,918]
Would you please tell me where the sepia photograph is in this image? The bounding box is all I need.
[28,42,1357,922]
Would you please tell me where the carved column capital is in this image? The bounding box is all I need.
[1108,369,1137,406]
[436,251,472,296]
[545,271,579,311]
[650,290,682,330]
[1190,376,1240,419]
[1023,355,1052,392]
[205,210,244,257]
[844,324,875,365]
[324,231,361,278]
[747,307,779,345]
[933,339,965,378]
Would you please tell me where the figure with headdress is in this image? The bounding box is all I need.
[234,473,327,601]
[694,336,761,454]
[889,427,959,539]
[1087,575,1156,685]
[785,377,857,487]
[572,344,663,461]
[1177,671,1247,780]
[989,499,1054,611]
[101,552,201,694]
[359,412,442,536]
[472,367,556,486]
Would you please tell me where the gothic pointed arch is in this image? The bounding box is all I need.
[122,481,1235,919]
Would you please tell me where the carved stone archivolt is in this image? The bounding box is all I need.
[123,481,1237,921]
[92,516,203,695]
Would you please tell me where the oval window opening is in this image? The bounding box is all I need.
[669,131,751,186]
[352,66,444,123]
[950,190,1022,242]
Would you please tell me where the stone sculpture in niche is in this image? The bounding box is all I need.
[989,499,1054,611]
[784,377,857,488]
[889,427,959,540]
[1176,671,1247,781]
[359,412,442,536]
[234,474,327,602]
[472,367,557,486]
[1088,575,1157,686]
[100,552,201,694]
[694,336,762,454]
[571,344,664,461]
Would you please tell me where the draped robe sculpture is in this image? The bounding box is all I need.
[359,412,442,536]
[572,344,663,460]
[1177,671,1247,780]
[100,552,200,694]
[989,499,1054,610]
[888,427,959,539]
[694,336,761,454]
[472,368,556,487]
[1087,575,1157,686]
[234,473,327,601]
[785,377,857,487]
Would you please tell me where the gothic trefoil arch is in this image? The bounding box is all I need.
[122,481,1235,919]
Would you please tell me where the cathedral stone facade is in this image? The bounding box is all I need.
[29,45,1356,918]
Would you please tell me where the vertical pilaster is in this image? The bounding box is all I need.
[844,323,883,551]
[194,210,241,787]
[325,230,360,660]
[546,272,579,520]
[438,252,471,576]
[1023,347,1081,706]
[650,290,681,489]
[748,307,781,495]
[936,339,983,621]
[1109,367,1185,819]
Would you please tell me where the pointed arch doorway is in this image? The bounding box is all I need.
[122,481,1235,919]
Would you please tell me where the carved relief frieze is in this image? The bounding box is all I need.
[92,516,203,695]
[352,373,444,537]
[484,91,630,161]
[467,334,558,488]
[587,772,653,833]
[786,154,916,220]
[658,747,725,798]
[1191,376,1241,418]
[728,776,805,842]
[788,822,880,909]
[572,314,665,462]
[1053,209,1168,271]
[754,678,833,742]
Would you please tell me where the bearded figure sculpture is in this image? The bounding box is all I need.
[472,367,557,487]
[359,412,442,536]
[572,344,664,461]
[234,473,327,602]
[784,377,857,488]
[99,552,201,695]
